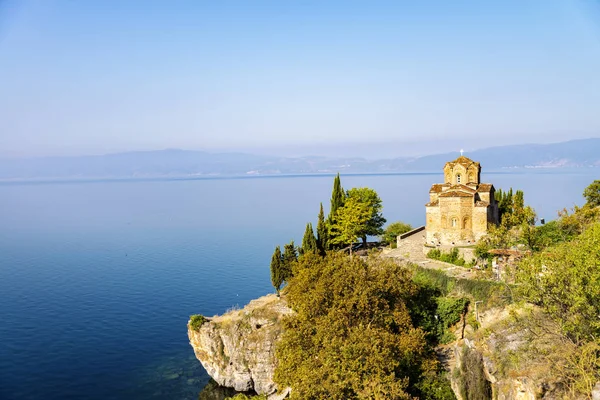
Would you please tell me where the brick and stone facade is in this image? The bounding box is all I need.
[425,155,499,245]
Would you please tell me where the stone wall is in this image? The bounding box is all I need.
[427,197,479,245]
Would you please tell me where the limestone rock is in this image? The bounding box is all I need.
[188,294,292,398]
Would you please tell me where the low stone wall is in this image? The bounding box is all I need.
[396,225,425,247]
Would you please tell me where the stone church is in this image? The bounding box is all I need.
[425,155,499,245]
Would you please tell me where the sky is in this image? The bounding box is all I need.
[1,0,600,158]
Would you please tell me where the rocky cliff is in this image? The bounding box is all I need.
[449,306,576,400]
[189,296,596,399]
[188,294,292,399]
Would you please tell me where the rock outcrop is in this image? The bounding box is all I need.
[449,306,565,400]
[188,294,292,399]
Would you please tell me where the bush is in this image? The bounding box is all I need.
[189,314,208,330]
[226,394,267,400]
[275,253,431,399]
[427,248,471,267]
[381,221,413,245]
[412,265,513,310]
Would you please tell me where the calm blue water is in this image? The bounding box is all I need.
[0,171,595,399]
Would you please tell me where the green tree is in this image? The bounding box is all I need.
[300,222,318,255]
[316,203,329,255]
[583,180,600,207]
[381,221,413,246]
[346,187,387,244]
[328,196,371,257]
[327,173,345,225]
[275,253,432,400]
[270,246,283,295]
[516,221,600,343]
[281,241,298,282]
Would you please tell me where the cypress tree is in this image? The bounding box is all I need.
[281,241,298,282]
[270,246,283,296]
[328,173,345,224]
[316,203,328,255]
[301,223,318,255]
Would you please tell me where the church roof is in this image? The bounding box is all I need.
[429,184,447,193]
[447,184,476,193]
[425,200,439,207]
[477,183,493,192]
[439,190,474,198]
[445,155,480,169]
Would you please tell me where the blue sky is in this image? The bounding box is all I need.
[1,0,600,158]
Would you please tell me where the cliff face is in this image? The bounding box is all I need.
[449,306,566,400]
[188,294,292,399]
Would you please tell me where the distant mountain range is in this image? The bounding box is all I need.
[1,138,599,181]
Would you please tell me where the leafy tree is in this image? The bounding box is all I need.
[275,253,433,400]
[346,187,387,244]
[300,222,318,255]
[381,221,413,246]
[328,196,371,257]
[583,179,600,207]
[516,221,600,343]
[269,246,283,295]
[327,173,345,225]
[496,188,535,227]
[281,241,298,282]
[316,203,329,255]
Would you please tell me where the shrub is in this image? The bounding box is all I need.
[427,248,470,268]
[189,314,208,330]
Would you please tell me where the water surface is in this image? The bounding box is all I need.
[0,171,595,399]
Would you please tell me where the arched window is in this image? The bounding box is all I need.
[463,217,470,229]
[456,174,461,184]
[452,218,457,228]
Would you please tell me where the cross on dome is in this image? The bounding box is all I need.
[460,149,464,156]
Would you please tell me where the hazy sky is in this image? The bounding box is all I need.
[1,0,600,158]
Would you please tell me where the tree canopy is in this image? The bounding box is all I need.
[275,253,439,400]
[300,223,318,255]
[516,221,600,343]
[346,187,387,244]
[583,180,600,207]
[381,221,413,246]
[281,241,298,281]
[269,246,283,295]
[328,173,345,225]
[328,196,372,256]
[316,203,329,255]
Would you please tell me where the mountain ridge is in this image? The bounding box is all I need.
[1,138,598,181]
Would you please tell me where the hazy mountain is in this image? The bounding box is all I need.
[0,138,598,181]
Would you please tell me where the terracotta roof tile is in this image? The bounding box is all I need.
[477,183,493,192]
[445,155,480,168]
[448,184,476,193]
[439,191,474,198]
[429,184,445,193]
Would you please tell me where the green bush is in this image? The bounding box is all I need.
[412,265,513,310]
[189,314,208,330]
[226,394,267,400]
[427,247,471,267]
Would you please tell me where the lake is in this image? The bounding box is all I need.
[0,171,595,399]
